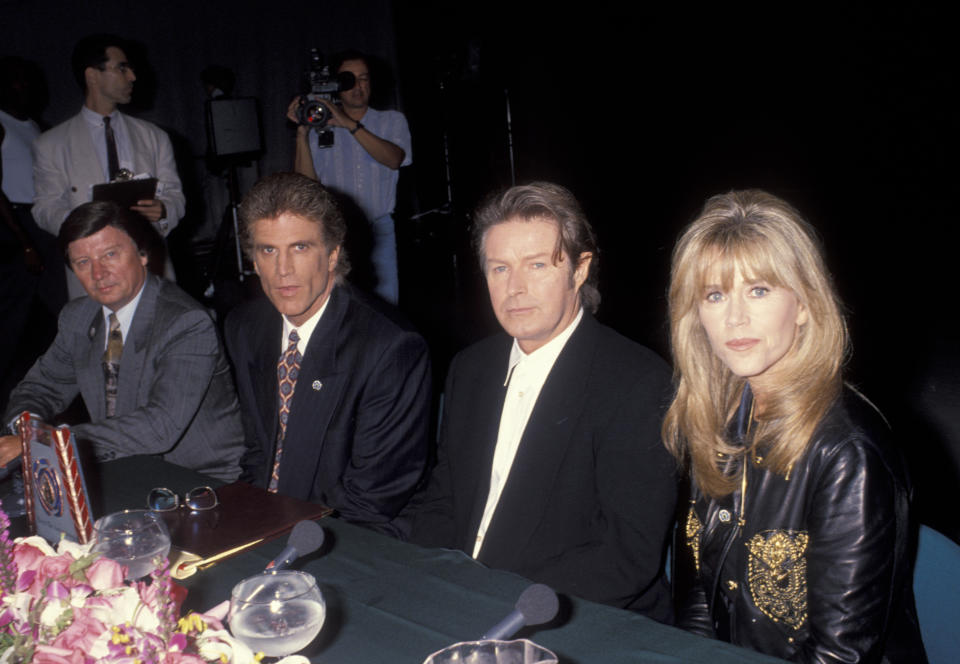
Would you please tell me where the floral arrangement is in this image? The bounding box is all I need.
[0,508,306,664]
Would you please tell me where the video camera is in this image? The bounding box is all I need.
[296,48,356,149]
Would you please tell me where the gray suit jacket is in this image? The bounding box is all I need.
[4,276,244,481]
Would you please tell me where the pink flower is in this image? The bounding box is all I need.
[169,632,188,650]
[31,644,89,664]
[166,654,207,664]
[85,557,125,590]
[138,576,161,607]
[46,579,69,600]
[16,551,74,596]
[12,540,47,571]
[37,554,73,583]
[50,608,105,652]
[16,568,36,593]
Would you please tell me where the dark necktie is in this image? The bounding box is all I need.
[270,330,302,492]
[104,116,119,181]
[103,313,123,417]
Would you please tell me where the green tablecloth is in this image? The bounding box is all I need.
[94,457,783,664]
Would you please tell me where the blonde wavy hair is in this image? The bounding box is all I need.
[663,190,848,498]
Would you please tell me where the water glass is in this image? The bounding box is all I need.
[228,570,326,657]
[93,509,171,580]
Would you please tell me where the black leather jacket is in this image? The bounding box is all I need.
[677,386,926,663]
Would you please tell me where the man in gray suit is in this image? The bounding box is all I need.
[32,34,184,298]
[0,201,243,481]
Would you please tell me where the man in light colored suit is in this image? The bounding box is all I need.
[0,201,243,481]
[32,34,184,299]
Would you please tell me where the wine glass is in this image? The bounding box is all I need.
[423,639,559,664]
[93,509,171,580]
[228,570,326,657]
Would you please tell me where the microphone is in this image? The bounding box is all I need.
[202,521,326,619]
[265,520,325,570]
[480,584,559,640]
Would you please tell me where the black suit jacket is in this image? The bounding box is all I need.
[224,284,431,537]
[412,314,677,621]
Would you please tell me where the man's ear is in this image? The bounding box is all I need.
[84,66,98,92]
[328,245,341,274]
[573,251,592,290]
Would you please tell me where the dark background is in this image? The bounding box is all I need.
[3,1,957,537]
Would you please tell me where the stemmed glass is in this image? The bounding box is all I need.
[423,640,559,664]
[228,570,326,657]
[93,509,171,580]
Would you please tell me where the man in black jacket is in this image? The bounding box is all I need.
[411,182,677,621]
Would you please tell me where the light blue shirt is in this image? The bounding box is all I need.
[309,107,412,221]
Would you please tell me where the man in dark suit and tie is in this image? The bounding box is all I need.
[0,201,244,481]
[224,172,430,538]
[411,182,678,621]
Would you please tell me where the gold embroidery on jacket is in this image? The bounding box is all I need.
[685,506,703,573]
[746,530,808,630]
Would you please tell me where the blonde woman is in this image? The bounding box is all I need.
[665,190,925,662]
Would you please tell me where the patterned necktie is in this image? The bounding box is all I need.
[269,330,301,492]
[102,313,123,417]
[104,116,119,181]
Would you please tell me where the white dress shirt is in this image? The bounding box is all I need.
[279,295,331,358]
[472,308,584,557]
[81,106,133,182]
[100,280,146,350]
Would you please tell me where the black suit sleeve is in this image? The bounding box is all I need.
[327,330,431,535]
[407,353,461,548]
[223,310,268,485]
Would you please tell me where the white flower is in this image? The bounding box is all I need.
[276,657,310,664]
[55,537,92,559]
[14,534,55,555]
[197,627,257,664]
[39,599,69,627]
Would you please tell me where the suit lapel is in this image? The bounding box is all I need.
[277,286,349,498]
[124,114,153,175]
[460,343,511,541]
[116,276,159,415]
[479,316,598,566]
[68,114,105,187]
[248,305,283,452]
[79,307,107,422]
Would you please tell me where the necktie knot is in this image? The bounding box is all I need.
[104,313,123,364]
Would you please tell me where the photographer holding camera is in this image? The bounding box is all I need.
[286,50,411,305]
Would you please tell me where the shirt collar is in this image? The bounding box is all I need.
[281,292,332,355]
[504,307,584,386]
[101,277,146,343]
[82,104,118,127]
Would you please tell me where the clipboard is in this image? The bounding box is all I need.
[92,177,158,209]
[17,413,95,544]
